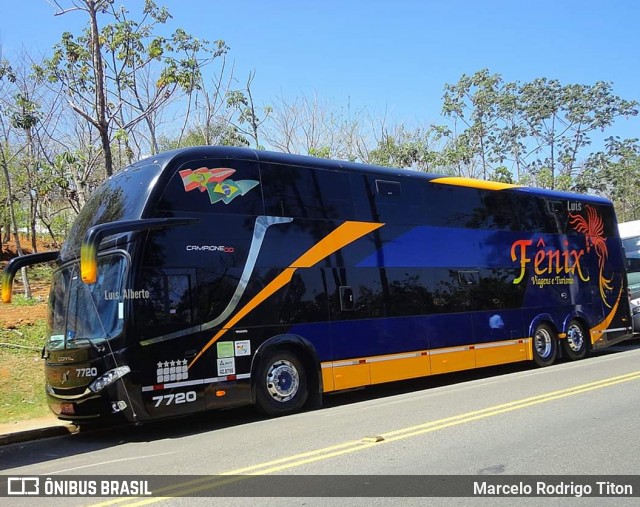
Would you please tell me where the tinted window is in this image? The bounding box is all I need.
[135,269,193,338]
[352,175,424,224]
[517,196,556,233]
[386,269,435,317]
[424,183,485,228]
[262,164,354,220]
[469,269,526,311]
[157,159,264,216]
[423,184,591,233]
[195,268,242,324]
[328,267,386,320]
[279,271,330,324]
[63,163,160,255]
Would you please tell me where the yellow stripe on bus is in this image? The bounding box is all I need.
[430,176,519,191]
[321,339,531,393]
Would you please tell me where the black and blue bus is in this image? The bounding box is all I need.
[2,146,633,424]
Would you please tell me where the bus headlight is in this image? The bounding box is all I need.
[89,366,131,393]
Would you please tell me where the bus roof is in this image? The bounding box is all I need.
[138,146,612,205]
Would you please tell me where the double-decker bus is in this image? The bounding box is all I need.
[2,146,633,424]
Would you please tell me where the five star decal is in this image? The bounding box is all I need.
[156,359,189,383]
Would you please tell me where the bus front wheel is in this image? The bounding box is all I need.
[255,350,308,416]
[561,319,590,361]
[532,323,557,367]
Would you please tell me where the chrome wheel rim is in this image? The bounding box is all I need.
[566,323,584,353]
[534,327,553,358]
[266,359,299,403]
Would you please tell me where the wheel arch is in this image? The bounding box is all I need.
[560,312,592,360]
[528,313,560,339]
[562,311,591,341]
[251,334,322,410]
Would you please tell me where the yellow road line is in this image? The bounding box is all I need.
[88,370,640,505]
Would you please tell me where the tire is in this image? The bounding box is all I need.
[532,323,558,367]
[561,319,590,361]
[255,350,308,416]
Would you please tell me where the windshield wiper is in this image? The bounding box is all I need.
[66,336,106,354]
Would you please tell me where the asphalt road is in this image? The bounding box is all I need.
[3,341,640,506]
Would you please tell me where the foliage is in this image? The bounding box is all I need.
[576,137,640,221]
[441,69,639,188]
[35,0,228,174]
[158,123,249,151]
[367,125,442,172]
[1,2,640,258]
[226,71,272,149]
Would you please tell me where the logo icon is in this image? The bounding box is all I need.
[7,477,39,495]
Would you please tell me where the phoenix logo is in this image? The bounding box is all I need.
[569,205,613,307]
[179,167,259,204]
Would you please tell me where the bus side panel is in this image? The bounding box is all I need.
[471,309,528,367]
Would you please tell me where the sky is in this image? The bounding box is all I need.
[1,0,639,146]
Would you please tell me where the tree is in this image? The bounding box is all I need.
[440,69,639,188]
[38,0,227,175]
[519,79,638,188]
[367,124,441,172]
[442,69,503,179]
[0,58,39,296]
[226,70,271,149]
[576,137,640,221]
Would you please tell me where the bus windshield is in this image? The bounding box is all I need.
[48,255,127,350]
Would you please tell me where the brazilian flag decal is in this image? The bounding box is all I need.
[206,179,259,204]
[179,167,259,205]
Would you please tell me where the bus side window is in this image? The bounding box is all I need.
[262,163,353,220]
[352,175,424,224]
[156,159,264,216]
[545,199,566,234]
[422,183,484,229]
[517,196,554,233]
[135,270,193,338]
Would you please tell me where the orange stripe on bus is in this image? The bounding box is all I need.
[188,220,384,369]
[589,285,624,345]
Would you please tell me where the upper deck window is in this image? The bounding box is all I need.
[157,159,264,216]
[262,163,354,220]
[352,175,424,224]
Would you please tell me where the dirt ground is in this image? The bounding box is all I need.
[1,235,55,327]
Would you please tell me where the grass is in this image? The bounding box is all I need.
[10,294,46,306]
[0,320,50,423]
[1,240,56,423]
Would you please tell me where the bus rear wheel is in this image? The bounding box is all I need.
[562,319,589,361]
[256,350,308,417]
[532,323,557,367]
